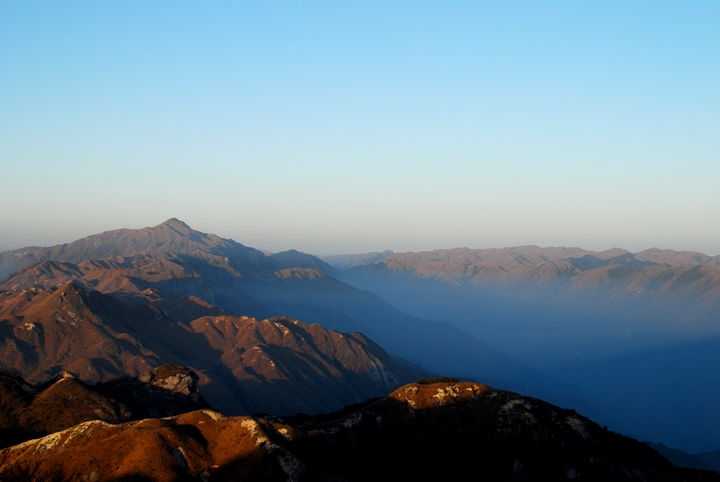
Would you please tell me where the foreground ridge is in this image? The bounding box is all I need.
[1,380,716,481]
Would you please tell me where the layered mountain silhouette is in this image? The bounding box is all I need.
[338,246,720,359]
[649,442,720,474]
[0,219,580,412]
[1,379,717,481]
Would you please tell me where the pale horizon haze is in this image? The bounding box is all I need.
[2,2,719,256]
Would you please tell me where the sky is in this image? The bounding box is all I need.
[1,1,719,256]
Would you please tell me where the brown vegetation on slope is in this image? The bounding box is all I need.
[0,282,427,416]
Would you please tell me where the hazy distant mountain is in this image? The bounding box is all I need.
[1,379,715,481]
[0,282,426,415]
[339,246,720,363]
[342,245,720,288]
[0,218,275,280]
[322,249,394,270]
[648,442,720,473]
[269,249,339,276]
[336,246,720,452]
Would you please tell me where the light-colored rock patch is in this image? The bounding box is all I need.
[202,410,225,422]
[565,416,589,440]
[241,418,270,446]
[341,412,362,428]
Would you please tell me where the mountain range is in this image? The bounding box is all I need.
[0,219,577,409]
[1,219,718,454]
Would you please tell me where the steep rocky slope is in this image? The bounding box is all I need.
[1,380,716,481]
[0,282,427,415]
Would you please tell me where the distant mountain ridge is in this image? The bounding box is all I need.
[0,218,274,279]
[339,245,720,356]
[343,245,720,284]
[322,250,394,270]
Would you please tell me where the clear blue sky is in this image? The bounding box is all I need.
[2,1,719,255]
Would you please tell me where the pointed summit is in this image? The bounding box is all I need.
[0,220,272,279]
[160,218,191,229]
[157,218,195,235]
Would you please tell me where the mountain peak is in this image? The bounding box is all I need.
[158,218,193,232]
[160,217,188,227]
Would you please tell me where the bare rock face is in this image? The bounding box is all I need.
[1,381,717,482]
[137,364,200,403]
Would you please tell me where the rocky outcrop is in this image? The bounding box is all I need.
[137,364,200,404]
[0,365,207,449]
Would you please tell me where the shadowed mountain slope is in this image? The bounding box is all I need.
[0,282,428,416]
[0,365,205,449]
